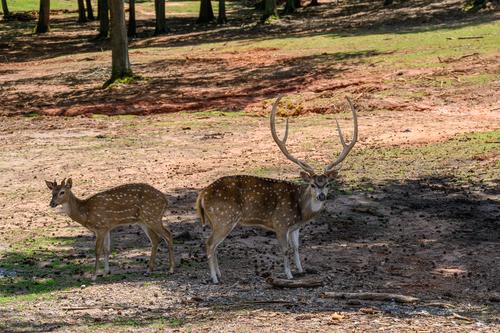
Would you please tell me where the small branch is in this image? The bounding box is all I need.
[322,292,419,304]
[457,36,483,40]
[450,313,473,321]
[266,277,323,289]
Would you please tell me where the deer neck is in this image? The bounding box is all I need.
[299,185,324,222]
[64,192,88,225]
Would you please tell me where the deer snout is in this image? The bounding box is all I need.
[50,201,58,208]
[317,193,326,201]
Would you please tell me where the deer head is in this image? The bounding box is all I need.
[270,96,358,202]
[45,178,73,208]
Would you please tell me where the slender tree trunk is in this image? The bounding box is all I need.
[1,0,10,18]
[309,0,319,6]
[35,0,50,33]
[85,0,94,20]
[77,0,87,22]
[217,0,227,24]
[263,0,277,20]
[108,0,131,82]
[154,0,168,34]
[128,0,136,37]
[98,0,109,38]
[197,0,214,24]
[284,0,295,13]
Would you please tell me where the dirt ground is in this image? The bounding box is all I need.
[1,0,500,332]
[0,105,499,332]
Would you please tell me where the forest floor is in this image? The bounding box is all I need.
[1,0,500,332]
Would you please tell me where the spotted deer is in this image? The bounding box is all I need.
[45,179,175,280]
[196,96,358,283]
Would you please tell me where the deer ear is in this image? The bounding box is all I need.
[325,169,339,180]
[65,178,73,189]
[300,171,312,182]
[45,180,55,190]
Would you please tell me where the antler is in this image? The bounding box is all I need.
[324,97,358,172]
[270,96,316,175]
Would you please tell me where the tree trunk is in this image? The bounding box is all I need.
[77,0,87,22]
[309,0,319,6]
[128,0,136,37]
[1,0,10,18]
[197,0,214,24]
[154,0,168,35]
[35,0,50,33]
[263,0,277,20]
[85,0,94,20]
[294,0,302,8]
[284,0,295,13]
[108,0,131,82]
[98,0,109,38]
[217,0,227,24]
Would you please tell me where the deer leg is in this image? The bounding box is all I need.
[206,222,236,284]
[289,228,303,273]
[103,231,111,275]
[214,249,221,278]
[150,223,175,274]
[93,231,106,281]
[276,230,293,279]
[142,226,160,274]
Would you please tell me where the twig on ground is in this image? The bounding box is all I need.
[321,292,419,304]
[266,277,323,289]
[450,313,473,321]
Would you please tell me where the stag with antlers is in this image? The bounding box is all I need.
[196,96,358,283]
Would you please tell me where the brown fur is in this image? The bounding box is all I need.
[46,179,175,280]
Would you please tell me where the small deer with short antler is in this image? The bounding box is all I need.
[196,96,358,283]
[45,179,175,280]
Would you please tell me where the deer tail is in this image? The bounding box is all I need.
[195,192,207,226]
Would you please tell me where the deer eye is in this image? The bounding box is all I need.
[311,184,316,188]
[59,191,65,196]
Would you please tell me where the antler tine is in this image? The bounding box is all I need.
[324,97,358,172]
[270,96,315,175]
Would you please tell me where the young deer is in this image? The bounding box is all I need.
[45,179,175,280]
[196,96,358,283]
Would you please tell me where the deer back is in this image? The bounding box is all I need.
[84,183,167,228]
[199,175,304,231]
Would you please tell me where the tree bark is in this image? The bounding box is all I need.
[1,0,10,18]
[97,0,109,38]
[35,0,50,33]
[197,0,214,24]
[154,0,168,35]
[284,0,295,13]
[217,0,227,24]
[263,0,277,20]
[85,0,94,20]
[128,0,136,37]
[109,0,131,82]
[77,0,87,23]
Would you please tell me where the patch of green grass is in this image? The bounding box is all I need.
[0,235,92,303]
[193,110,247,117]
[340,130,499,189]
[7,0,81,11]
